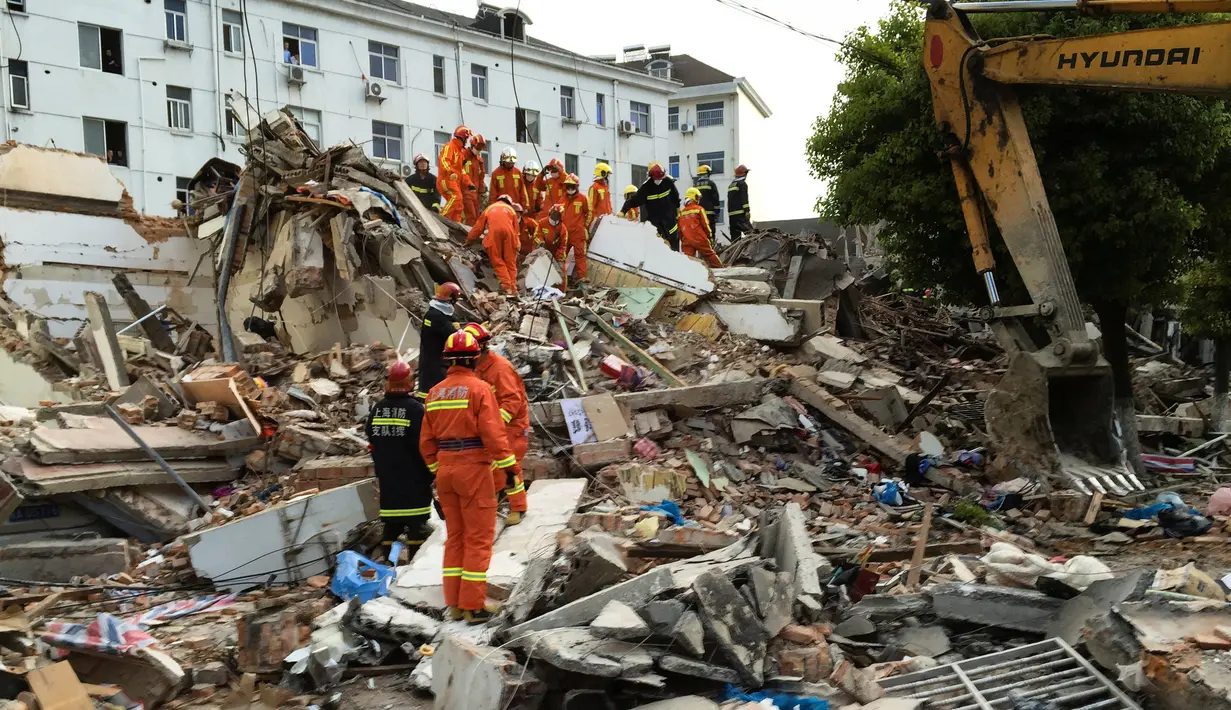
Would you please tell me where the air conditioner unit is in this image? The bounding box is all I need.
[680,123,696,134]
[618,120,640,136]
[399,163,414,177]
[288,65,307,85]
[366,79,387,102]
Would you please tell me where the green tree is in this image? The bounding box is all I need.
[808,1,1231,463]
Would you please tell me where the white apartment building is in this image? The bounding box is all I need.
[616,49,771,240]
[0,0,677,216]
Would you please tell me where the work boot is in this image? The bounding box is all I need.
[505,510,523,526]
[464,606,498,625]
[448,607,465,621]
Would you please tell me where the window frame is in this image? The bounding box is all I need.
[516,107,540,145]
[83,117,128,166]
[221,10,243,54]
[696,150,725,175]
[8,58,28,110]
[175,176,192,208]
[631,164,648,186]
[596,93,606,127]
[630,101,650,135]
[696,101,724,127]
[667,106,679,131]
[368,40,399,84]
[225,109,241,137]
[647,59,671,79]
[560,85,575,120]
[434,130,450,161]
[432,55,446,95]
[6,1,26,13]
[371,120,403,161]
[668,155,679,180]
[282,23,318,68]
[565,153,579,176]
[287,105,321,144]
[164,0,187,43]
[166,85,192,132]
[471,64,487,101]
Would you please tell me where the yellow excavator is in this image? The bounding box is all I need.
[924,0,1231,493]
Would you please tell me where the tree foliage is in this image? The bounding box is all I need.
[807,2,1231,309]
[1180,260,1231,339]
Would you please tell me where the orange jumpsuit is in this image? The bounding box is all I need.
[490,165,528,209]
[678,202,722,267]
[436,138,470,223]
[519,216,541,256]
[462,151,486,226]
[536,221,568,255]
[555,192,592,280]
[467,202,521,293]
[420,365,517,612]
[588,179,613,227]
[476,351,530,513]
[533,159,567,221]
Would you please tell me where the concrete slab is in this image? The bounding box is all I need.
[507,566,676,636]
[433,634,544,710]
[693,568,767,685]
[0,538,134,583]
[776,502,828,600]
[671,611,705,657]
[1047,569,1152,645]
[631,697,718,710]
[591,601,651,640]
[587,216,715,296]
[655,654,740,684]
[703,303,802,345]
[517,628,660,678]
[931,583,1065,634]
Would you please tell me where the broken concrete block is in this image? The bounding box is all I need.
[590,600,650,640]
[801,334,867,364]
[671,611,705,658]
[850,593,932,621]
[834,615,876,639]
[749,566,793,637]
[931,583,1065,634]
[894,626,950,657]
[646,599,687,633]
[518,628,657,678]
[433,635,544,710]
[704,303,802,345]
[508,567,675,636]
[560,533,628,604]
[830,660,884,704]
[1046,569,1152,645]
[572,439,632,470]
[347,597,440,645]
[0,538,135,583]
[692,568,767,685]
[775,502,828,601]
[655,654,741,684]
[629,697,718,710]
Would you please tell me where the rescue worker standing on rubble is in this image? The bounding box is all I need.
[420,330,520,624]
[693,165,720,241]
[522,161,542,216]
[727,164,752,241]
[366,361,433,561]
[678,188,722,268]
[517,205,539,256]
[556,173,592,284]
[620,163,681,249]
[622,185,639,222]
[437,126,472,223]
[467,195,521,295]
[534,158,567,221]
[535,204,567,255]
[417,283,462,398]
[588,163,614,227]
[489,148,527,208]
[406,154,441,212]
[463,323,530,525]
[462,134,488,226]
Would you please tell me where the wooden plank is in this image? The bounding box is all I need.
[584,307,685,387]
[948,555,977,583]
[906,503,934,589]
[552,301,589,393]
[783,255,803,300]
[1084,491,1105,525]
[28,661,95,710]
[786,366,913,464]
[285,195,348,208]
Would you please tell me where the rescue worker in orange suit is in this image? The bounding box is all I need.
[517,205,540,256]
[678,188,722,267]
[437,126,472,223]
[366,361,433,561]
[588,162,613,228]
[489,148,527,209]
[522,161,542,216]
[621,185,639,222]
[406,154,441,212]
[463,323,530,526]
[536,204,568,255]
[728,164,752,241]
[619,163,681,250]
[420,330,520,624]
[556,174,592,283]
[417,283,462,398]
[467,196,521,295]
[462,134,488,226]
[533,158,566,221]
[693,164,720,242]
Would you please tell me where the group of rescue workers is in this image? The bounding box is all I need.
[405,125,754,294]
[365,125,755,626]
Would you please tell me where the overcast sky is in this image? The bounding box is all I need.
[428,0,896,220]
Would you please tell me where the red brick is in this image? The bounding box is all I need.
[778,643,832,682]
[1191,633,1231,651]
[572,439,631,468]
[522,452,567,481]
[779,624,819,644]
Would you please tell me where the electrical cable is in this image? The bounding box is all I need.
[2,6,22,69]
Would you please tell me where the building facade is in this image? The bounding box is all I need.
[617,50,771,241]
[0,0,677,216]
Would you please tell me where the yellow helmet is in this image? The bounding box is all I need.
[624,185,637,196]
[696,165,712,176]
[593,162,612,179]
[685,187,702,202]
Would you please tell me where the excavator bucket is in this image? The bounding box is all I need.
[984,353,1141,494]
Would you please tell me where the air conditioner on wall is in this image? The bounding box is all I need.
[680,123,695,134]
[288,65,307,85]
[618,120,639,136]
[366,80,386,102]
[399,163,414,177]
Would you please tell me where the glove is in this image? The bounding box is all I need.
[506,466,520,490]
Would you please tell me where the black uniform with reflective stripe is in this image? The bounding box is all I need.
[406,171,441,210]
[365,393,433,545]
[417,303,460,396]
[727,177,751,240]
[620,176,682,250]
[693,176,719,217]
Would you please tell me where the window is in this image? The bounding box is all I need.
[432,55,446,94]
[225,109,241,137]
[715,200,725,223]
[8,59,28,110]
[667,106,679,131]
[471,64,487,100]
[648,59,671,79]
[631,164,648,186]
[368,41,398,83]
[516,108,539,144]
[166,86,191,131]
[175,176,191,208]
[501,11,525,41]
[697,101,724,127]
[596,93,606,127]
[560,85,575,120]
[372,120,402,161]
[565,154,578,175]
[433,130,450,161]
[6,1,26,12]
[696,150,725,175]
[79,24,124,75]
[481,148,491,170]
[668,155,679,179]
[282,23,317,67]
[164,0,187,43]
[83,117,128,166]
[630,101,650,134]
[288,106,320,144]
[222,10,243,53]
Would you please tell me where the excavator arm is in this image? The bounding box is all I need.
[922,0,1231,490]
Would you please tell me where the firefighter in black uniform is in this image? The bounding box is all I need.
[619,163,682,250]
[693,164,720,244]
[406,153,441,211]
[417,282,462,398]
[727,164,752,241]
[366,360,433,560]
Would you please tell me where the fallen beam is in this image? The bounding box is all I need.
[529,378,765,428]
[785,366,913,463]
[3,457,237,495]
[815,541,983,563]
[585,308,684,387]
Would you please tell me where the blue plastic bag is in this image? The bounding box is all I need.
[330,550,396,603]
[723,685,829,710]
[640,500,685,526]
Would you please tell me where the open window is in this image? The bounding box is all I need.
[560,85,575,120]
[565,154,578,175]
[8,59,28,110]
[6,1,26,13]
[647,59,671,79]
[79,23,123,75]
[175,177,191,210]
[282,23,317,67]
[222,10,243,53]
[164,0,187,43]
[501,10,526,41]
[83,117,128,166]
[516,108,539,145]
[596,93,606,127]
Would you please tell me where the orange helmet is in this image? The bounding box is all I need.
[496,194,515,206]
[545,158,564,175]
[385,360,414,394]
[470,133,487,150]
[454,125,472,141]
[648,163,666,180]
[563,173,580,188]
[434,282,461,301]
[735,164,749,177]
[548,204,564,223]
[463,322,492,343]
[442,331,481,360]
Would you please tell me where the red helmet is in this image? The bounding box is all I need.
[413,153,429,167]
[434,282,461,301]
[563,173,580,188]
[548,204,564,223]
[545,158,564,175]
[442,331,481,360]
[734,164,749,177]
[385,360,414,394]
[470,133,487,150]
[648,163,666,180]
[463,322,492,343]
[496,194,515,206]
[454,125,472,141]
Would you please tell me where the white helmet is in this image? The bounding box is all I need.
[524,160,541,173]
[500,147,518,163]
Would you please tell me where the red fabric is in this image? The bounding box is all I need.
[626,207,639,222]
[556,192,592,280]
[490,165,528,208]
[679,204,721,267]
[533,159,567,220]
[468,203,520,292]
[519,216,541,255]
[476,352,531,514]
[437,138,469,223]
[536,221,568,255]
[588,179,613,226]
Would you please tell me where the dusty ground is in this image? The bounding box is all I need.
[339,674,432,710]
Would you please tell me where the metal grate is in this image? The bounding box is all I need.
[878,638,1142,710]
